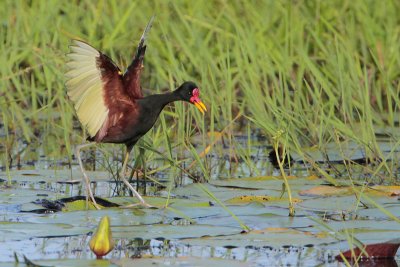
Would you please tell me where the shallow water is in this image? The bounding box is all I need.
[1,132,400,266]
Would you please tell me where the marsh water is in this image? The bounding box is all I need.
[1,128,400,266]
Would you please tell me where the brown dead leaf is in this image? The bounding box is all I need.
[336,239,400,260]
[369,185,400,196]
[306,175,319,180]
[226,195,302,204]
[299,185,353,197]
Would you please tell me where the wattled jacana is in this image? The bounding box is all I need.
[65,17,206,209]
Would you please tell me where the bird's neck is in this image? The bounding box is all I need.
[141,91,181,110]
[159,91,181,107]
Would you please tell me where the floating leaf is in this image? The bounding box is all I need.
[22,254,53,267]
[28,196,120,212]
[241,175,297,181]
[299,185,353,197]
[226,195,302,204]
[249,227,329,239]
[62,199,100,211]
[369,186,400,196]
[110,196,211,208]
[251,227,296,234]
[112,224,241,240]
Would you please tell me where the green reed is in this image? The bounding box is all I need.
[0,0,399,183]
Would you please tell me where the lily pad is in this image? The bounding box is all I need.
[226,195,302,205]
[112,224,241,240]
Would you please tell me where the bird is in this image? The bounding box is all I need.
[65,17,207,209]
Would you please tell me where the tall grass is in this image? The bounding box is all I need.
[0,0,399,182]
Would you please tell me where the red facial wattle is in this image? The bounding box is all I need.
[189,88,200,103]
[189,88,207,114]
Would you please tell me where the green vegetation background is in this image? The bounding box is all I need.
[1,0,399,178]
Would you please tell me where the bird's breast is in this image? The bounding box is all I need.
[98,104,159,145]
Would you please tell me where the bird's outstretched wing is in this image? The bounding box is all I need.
[123,16,155,99]
[66,40,130,139]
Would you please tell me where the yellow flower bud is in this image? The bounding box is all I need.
[89,216,115,258]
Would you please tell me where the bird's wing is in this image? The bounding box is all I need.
[66,40,130,138]
[122,15,155,99]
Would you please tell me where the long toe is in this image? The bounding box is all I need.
[93,201,102,210]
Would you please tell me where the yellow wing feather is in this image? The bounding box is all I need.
[66,40,109,137]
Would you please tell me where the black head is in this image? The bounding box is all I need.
[175,81,198,102]
[174,81,207,114]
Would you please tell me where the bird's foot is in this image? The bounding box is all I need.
[120,201,156,209]
[86,196,101,210]
[91,200,102,210]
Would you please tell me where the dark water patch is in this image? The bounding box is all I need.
[1,134,400,266]
[2,132,399,184]
[4,234,397,266]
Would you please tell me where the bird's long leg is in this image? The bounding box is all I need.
[139,146,146,194]
[75,142,101,210]
[120,145,152,208]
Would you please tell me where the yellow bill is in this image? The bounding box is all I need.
[194,101,207,114]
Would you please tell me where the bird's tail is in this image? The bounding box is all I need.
[134,15,155,62]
